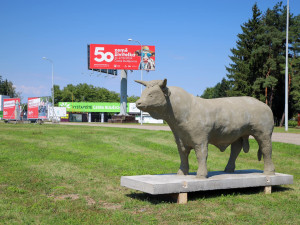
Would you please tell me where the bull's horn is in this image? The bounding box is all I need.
[135,80,148,86]
[159,79,167,88]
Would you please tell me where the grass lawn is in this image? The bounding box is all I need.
[0,123,299,224]
[273,126,300,134]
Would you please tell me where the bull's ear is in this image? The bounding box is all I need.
[159,79,167,89]
[135,80,148,86]
[160,79,170,97]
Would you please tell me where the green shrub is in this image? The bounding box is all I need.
[288,120,298,127]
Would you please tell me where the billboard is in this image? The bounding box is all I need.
[28,97,49,119]
[59,102,125,113]
[88,44,155,71]
[59,102,144,114]
[48,107,67,118]
[128,103,140,113]
[3,98,21,120]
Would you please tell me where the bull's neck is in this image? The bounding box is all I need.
[163,88,194,128]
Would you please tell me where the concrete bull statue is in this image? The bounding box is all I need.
[135,79,275,179]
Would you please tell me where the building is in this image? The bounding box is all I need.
[58,102,163,124]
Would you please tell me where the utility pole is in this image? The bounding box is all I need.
[285,0,289,131]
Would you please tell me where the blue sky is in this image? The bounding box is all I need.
[0,0,299,102]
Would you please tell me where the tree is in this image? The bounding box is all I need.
[224,2,300,124]
[288,14,300,120]
[54,83,139,105]
[0,75,18,98]
[226,3,263,97]
[201,78,230,99]
[127,95,139,103]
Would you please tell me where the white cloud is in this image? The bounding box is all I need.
[15,85,49,96]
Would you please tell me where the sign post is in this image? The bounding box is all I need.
[119,70,128,116]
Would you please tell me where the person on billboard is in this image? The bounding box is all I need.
[135,46,155,70]
[38,100,47,118]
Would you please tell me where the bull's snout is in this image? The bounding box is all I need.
[136,99,141,106]
[135,99,145,110]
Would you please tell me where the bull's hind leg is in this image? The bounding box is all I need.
[255,135,275,175]
[224,138,243,173]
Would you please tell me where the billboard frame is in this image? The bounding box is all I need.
[3,98,21,120]
[87,44,155,71]
[87,45,118,75]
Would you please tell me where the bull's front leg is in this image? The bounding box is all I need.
[176,138,191,175]
[194,142,208,179]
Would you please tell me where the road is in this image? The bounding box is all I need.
[57,122,300,146]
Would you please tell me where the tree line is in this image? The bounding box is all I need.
[201,2,300,125]
[0,76,18,98]
[54,83,139,105]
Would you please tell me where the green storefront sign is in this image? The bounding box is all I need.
[58,102,129,113]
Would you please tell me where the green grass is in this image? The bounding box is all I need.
[0,123,299,224]
[274,126,300,133]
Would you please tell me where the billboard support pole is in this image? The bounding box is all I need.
[119,70,128,116]
[128,39,143,125]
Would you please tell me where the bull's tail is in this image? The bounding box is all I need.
[257,148,262,161]
[242,137,250,153]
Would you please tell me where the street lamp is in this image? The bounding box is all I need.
[42,57,55,123]
[285,0,289,131]
[128,38,143,125]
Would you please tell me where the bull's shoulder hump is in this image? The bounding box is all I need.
[169,86,194,97]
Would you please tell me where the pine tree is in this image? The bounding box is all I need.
[226,3,263,97]
[201,78,230,99]
[289,15,300,116]
[225,2,300,123]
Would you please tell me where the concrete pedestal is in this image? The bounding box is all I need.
[121,170,293,204]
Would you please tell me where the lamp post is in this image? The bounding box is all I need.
[42,57,55,123]
[128,38,143,125]
[285,0,289,131]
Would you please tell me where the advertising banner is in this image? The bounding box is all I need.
[28,97,49,119]
[27,97,40,119]
[88,44,155,71]
[48,107,67,117]
[59,102,128,113]
[128,103,140,113]
[3,98,21,120]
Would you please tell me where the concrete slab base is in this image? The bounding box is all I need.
[121,170,293,203]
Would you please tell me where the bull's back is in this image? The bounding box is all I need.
[195,96,273,141]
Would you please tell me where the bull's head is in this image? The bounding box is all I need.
[135,79,170,113]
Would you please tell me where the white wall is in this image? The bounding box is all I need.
[0,95,10,119]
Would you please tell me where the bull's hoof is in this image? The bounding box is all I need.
[195,175,207,179]
[263,170,275,175]
[224,167,235,173]
[177,169,188,175]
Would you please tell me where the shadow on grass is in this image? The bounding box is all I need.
[127,185,293,204]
